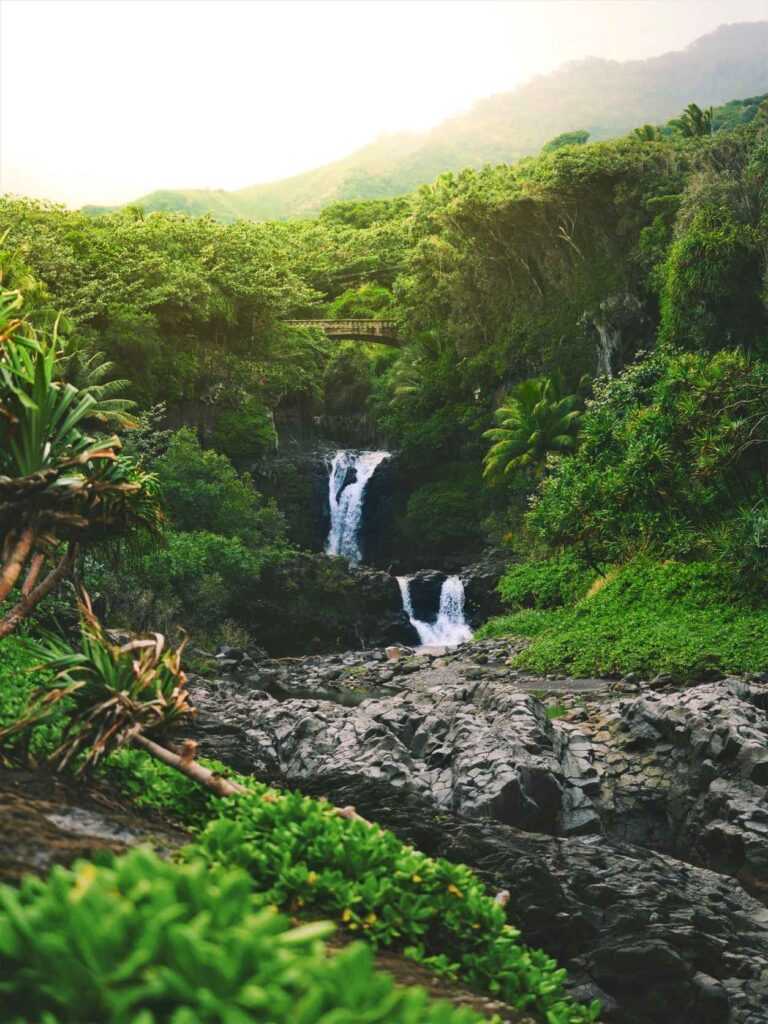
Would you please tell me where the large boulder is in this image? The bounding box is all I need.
[406,571,446,623]
[461,549,509,624]
[253,553,411,654]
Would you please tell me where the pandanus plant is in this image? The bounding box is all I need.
[483,376,583,482]
[0,283,158,638]
[0,591,244,797]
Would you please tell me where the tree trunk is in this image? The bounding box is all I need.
[0,545,76,640]
[0,528,36,603]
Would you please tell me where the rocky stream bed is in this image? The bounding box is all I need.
[184,637,768,1024]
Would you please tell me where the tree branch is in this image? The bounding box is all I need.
[131,733,247,798]
[0,544,76,640]
[0,527,36,603]
[21,552,45,597]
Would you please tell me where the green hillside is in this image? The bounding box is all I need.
[87,21,768,222]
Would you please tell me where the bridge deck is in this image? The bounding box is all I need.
[284,319,401,346]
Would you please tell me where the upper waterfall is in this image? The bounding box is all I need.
[397,575,473,648]
[325,449,390,564]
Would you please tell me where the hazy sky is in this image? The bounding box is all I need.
[2,0,767,207]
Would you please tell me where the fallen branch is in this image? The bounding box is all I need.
[131,733,247,798]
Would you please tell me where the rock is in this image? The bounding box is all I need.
[184,654,768,1023]
[289,774,768,1024]
[461,549,509,624]
[408,571,447,623]
[254,552,413,654]
[385,646,402,661]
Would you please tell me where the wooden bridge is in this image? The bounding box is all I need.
[284,319,401,347]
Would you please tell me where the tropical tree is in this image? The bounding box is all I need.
[0,284,160,638]
[632,124,663,142]
[0,591,244,796]
[483,376,582,481]
[671,103,713,138]
[56,336,137,429]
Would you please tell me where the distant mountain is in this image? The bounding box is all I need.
[88,21,768,222]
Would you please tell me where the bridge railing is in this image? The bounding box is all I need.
[285,319,399,334]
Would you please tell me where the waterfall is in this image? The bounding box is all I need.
[595,321,620,378]
[397,575,473,648]
[325,449,390,564]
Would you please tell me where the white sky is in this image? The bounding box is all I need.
[2,0,767,207]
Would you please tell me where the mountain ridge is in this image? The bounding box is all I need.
[85,21,768,222]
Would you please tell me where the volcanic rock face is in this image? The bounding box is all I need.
[186,643,768,1023]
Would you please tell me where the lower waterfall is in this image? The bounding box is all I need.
[325,449,390,563]
[397,575,473,647]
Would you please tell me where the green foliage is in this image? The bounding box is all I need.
[527,349,768,574]
[104,747,214,824]
[480,559,768,679]
[0,282,162,637]
[186,787,598,1022]
[327,282,396,318]
[322,344,375,415]
[209,397,276,463]
[88,429,292,644]
[400,470,483,556]
[497,554,595,610]
[659,209,764,352]
[0,596,192,770]
[483,378,582,482]
[155,429,285,549]
[541,131,590,153]
[129,531,269,637]
[670,103,713,138]
[0,198,321,412]
[55,335,137,430]
[0,636,67,757]
[0,848,492,1024]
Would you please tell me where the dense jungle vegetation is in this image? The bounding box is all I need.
[1,92,767,677]
[1,70,767,1024]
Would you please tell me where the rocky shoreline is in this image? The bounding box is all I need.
[186,636,768,1024]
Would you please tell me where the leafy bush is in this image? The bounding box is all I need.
[210,396,276,463]
[0,635,68,757]
[0,849,488,1024]
[322,344,374,415]
[155,429,286,550]
[88,429,292,644]
[480,559,768,679]
[185,787,599,1023]
[527,349,768,580]
[400,470,483,556]
[497,554,595,610]
[91,753,598,1022]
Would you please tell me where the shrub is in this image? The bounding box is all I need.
[155,428,286,550]
[527,349,768,580]
[0,848,487,1024]
[479,559,768,679]
[91,754,599,1022]
[210,396,276,463]
[186,786,599,1022]
[497,554,595,610]
[0,635,67,757]
[401,472,483,555]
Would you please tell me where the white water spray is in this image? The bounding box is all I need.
[325,450,390,564]
[397,575,473,648]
